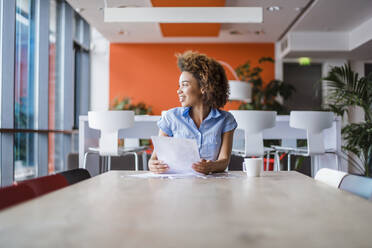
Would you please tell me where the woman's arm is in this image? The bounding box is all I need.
[148,129,169,173]
[192,129,235,174]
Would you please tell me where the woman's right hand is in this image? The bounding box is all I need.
[148,159,169,174]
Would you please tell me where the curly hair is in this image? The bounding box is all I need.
[176,51,229,109]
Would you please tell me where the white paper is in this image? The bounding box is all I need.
[127,173,197,179]
[126,172,242,179]
[151,136,201,174]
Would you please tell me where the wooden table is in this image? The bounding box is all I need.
[0,171,371,248]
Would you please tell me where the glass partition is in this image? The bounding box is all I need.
[14,0,36,181]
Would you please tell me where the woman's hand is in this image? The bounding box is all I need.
[192,159,214,175]
[148,159,169,174]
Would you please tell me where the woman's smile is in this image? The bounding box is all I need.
[177,71,203,107]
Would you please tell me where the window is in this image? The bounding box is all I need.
[0,0,90,186]
[14,0,36,181]
[73,15,90,129]
[48,0,63,173]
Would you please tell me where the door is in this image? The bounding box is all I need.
[283,63,322,111]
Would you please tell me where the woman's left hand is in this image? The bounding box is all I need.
[192,159,214,174]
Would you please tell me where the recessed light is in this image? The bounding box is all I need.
[267,6,281,12]
[75,8,84,13]
[295,7,303,12]
[230,30,243,35]
[118,30,127,35]
[254,29,265,35]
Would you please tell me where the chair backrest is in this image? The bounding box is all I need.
[19,174,68,197]
[88,111,135,132]
[290,111,333,155]
[59,168,91,185]
[88,111,135,155]
[0,184,35,211]
[339,174,372,200]
[314,168,348,188]
[229,110,277,156]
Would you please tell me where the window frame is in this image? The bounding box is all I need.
[0,0,16,186]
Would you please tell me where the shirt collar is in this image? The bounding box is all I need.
[182,107,221,120]
[182,107,191,118]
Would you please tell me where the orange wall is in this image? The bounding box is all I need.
[110,43,275,115]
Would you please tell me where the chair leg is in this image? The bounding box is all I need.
[142,151,148,171]
[99,157,102,174]
[134,152,139,171]
[83,152,90,169]
[83,151,93,169]
[102,156,105,173]
[310,155,315,178]
[275,151,281,171]
[287,153,291,171]
[266,152,270,171]
[108,156,111,171]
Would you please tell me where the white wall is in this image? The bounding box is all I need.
[90,28,109,111]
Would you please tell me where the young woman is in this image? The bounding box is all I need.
[149,51,237,174]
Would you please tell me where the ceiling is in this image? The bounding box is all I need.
[66,0,311,43]
[293,0,372,32]
[282,0,372,59]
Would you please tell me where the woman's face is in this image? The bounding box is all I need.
[177,71,203,107]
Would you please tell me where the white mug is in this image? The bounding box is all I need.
[243,158,262,177]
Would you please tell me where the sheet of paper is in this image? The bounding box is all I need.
[151,136,201,174]
[127,173,197,179]
[125,172,242,180]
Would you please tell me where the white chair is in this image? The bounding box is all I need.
[83,111,144,172]
[315,168,347,188]
[229,110,277,170]
[272,111,338,176]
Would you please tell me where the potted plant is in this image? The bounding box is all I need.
[111,97,152,115]
[235,57,296,114]
[322,63,372,177]
[111,97,153,146]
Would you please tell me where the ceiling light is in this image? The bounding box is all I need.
[75,8,84,13]
[104,7,263,23]
[295,7,304,12]
[253,29,265,35]
[230,30,243,35]
[267,6,281,12]
[218,60,251,102]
